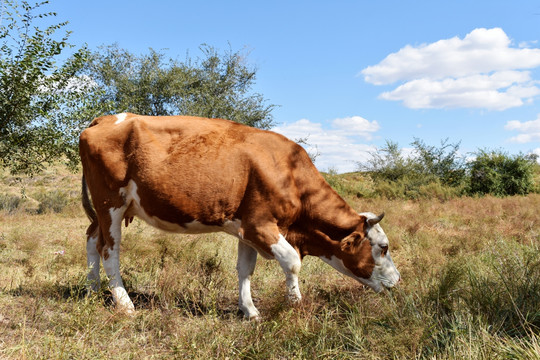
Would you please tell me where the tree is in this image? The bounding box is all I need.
[83,44,275,129]
[0,0,98,174]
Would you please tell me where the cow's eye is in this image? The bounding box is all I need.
[380,244,388,257]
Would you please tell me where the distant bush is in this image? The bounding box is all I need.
[411,138,467,187]
[34,189,69,214]
[356,139,538,199]
[468,150,537,196]
[360,140,420,182]
[360,139,466,186]
[0,193,22,213]
[358,139,467,199]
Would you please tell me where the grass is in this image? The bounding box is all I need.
[0,166,539,359]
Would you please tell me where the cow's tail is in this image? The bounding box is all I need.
[81,175,97,224]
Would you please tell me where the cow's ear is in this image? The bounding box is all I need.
[340,232,364,252]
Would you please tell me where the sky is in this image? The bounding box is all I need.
[47,0,540,172]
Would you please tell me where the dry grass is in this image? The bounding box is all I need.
[0,166,539,359]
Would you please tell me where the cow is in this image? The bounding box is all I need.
[79,113,400,319]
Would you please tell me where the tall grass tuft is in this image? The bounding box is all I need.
[424,239,540,355]
[464,241,540,337]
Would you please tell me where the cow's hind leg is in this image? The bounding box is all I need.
[237,240,260,320]
[99,206,135,314]
[86,231,101,293]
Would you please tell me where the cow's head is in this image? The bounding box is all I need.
[321,212,400,292]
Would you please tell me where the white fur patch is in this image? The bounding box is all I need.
[114,113,128,125]
[103,205,135,313]
[119,180,242,236]
[108,207,125,243]
[270,235,301,272]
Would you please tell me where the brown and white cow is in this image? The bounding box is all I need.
[79,113,400,319]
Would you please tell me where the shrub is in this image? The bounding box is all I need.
[468,150,536,196]
[0,193,22,213]
[411,138,467,187]
[34,189,69,214]
[359,140,420,182]
[359,139,538,199]
[360,139,466,185]
[358,139,467,200]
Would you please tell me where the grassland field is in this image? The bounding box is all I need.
[0,165,539,359]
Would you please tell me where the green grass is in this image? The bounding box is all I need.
[0,166,539,359]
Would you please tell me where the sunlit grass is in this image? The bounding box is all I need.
[0,166,539,359]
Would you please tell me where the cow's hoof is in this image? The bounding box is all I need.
[116,304,136,316]
[248,314,261,322]
[287,293,302,304]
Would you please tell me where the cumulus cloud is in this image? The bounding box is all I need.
[361,28,540,110]
[331,116,380,140]
[273,116,379,173]
[505,114,540,143]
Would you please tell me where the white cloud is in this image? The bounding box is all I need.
[505,114,540,143]
[273,117,379,173]
[380,71,540,110]
[519,40,538,49]
[532,148,540,161]
[331,116,380,140]
[361,28,540,110]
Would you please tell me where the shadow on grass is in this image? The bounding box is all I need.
[6,282,243,318]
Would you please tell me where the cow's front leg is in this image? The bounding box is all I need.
[271,234,302,303]
[237,240,260,320]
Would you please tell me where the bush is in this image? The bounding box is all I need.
[0,193,22,213]
[358,139,538,199]
[411,138,467,187]
[358,139,467,200]
[34,189,69,214]
[359,140,419,182]
[468,150,536,196]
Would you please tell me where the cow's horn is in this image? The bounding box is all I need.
[367,212,385,226]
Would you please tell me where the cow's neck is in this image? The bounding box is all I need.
[290,179,362,257]
[305,177,360,230]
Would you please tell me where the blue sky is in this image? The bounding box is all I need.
[52,0,540,172]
